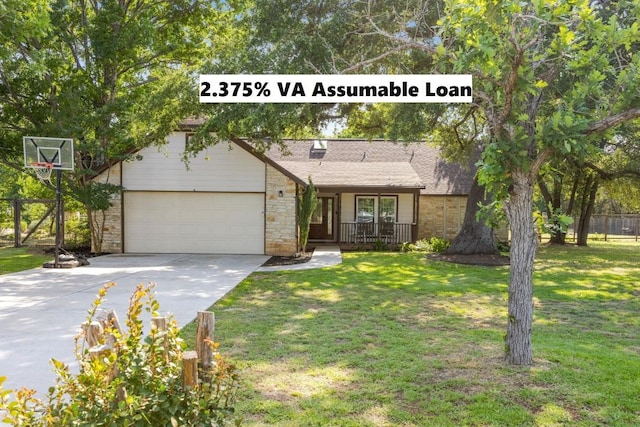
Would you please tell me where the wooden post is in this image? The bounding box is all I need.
[104,309,122,333]
[151,316,167,331]
[196,311,215,371]
[88,344,112,361]
[182,351,198,389]
[94,309,121,347]
[82,321,104,347]
[13,199,21,248]
[151,316,169,362]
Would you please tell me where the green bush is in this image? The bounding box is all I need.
[0,221,28,232]
[64,217,91,247]
[403,237,451,253]
[428,237,451,253]
[496,240,511,253]
[400,242,415,252]
[0,283,241,426]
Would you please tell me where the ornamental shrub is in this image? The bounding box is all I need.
[404,237,451,253]
[0,282,241,426]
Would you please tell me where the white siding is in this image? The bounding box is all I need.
[341,193,356,222]
[122,133,266,192]
[398,194,414,223]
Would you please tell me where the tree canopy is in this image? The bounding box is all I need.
[0,0,220,251]
[195,0,640,365]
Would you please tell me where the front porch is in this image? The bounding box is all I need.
[338,221,413,244]
[308,191,420,246]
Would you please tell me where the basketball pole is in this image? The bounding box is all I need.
[54,168,62,268]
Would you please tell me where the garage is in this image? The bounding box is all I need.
[124,192,265,254]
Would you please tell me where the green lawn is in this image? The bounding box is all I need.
[0,246,51,274]
[182,242,640,426]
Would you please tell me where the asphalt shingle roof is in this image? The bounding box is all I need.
[277,161,424,189]
[265,139,474,195]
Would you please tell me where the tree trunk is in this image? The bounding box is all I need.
[576,175,599,246]
[536,174,563,244]
[503,170,537,365]
[444,174,499,255]
[88,206,105,254]
[549,227,566,244]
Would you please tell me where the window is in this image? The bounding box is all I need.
[356,196,375,223]
[379,196,397,223]
[355,195,397,223]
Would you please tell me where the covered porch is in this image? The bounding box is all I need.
[309,189,421,246]
[278,159,425,247]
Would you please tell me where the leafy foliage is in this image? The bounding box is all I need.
[0,0,220,251]
[401,237,451,253]
[0,283,241,426]
[534,207,574,238]
[297,177,318,254]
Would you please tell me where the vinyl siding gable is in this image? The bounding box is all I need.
[122,133,266,192]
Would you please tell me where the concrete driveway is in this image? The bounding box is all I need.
[0,253,267,397]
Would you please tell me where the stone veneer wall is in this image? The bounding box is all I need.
[418,195,509,242]
[418,195,467,241]
[92,162,123,253]
[265,165,298,256]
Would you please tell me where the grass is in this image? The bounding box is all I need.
[0,246,51,274]
[181,241,640,426]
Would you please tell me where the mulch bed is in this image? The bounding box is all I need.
[427,253,510,266]
[261,248,314,267]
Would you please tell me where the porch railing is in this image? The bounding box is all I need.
[339,222,412,244]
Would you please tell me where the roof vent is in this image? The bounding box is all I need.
[312,140,327,152]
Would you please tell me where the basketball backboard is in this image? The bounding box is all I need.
[23,136,74,170]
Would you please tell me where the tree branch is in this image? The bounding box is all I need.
[585,107,640,135]
[340,45,417,73]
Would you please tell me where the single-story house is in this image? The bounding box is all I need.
[93,129,492,255]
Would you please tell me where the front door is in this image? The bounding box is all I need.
[309,197,334,240]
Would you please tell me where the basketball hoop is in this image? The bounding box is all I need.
[31,162,54,184]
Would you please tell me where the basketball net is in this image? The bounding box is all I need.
[31,162,54,184]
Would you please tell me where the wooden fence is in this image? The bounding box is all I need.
[0,198,60,247]
[81,309,215,389]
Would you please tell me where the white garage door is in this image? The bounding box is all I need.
[124,192,264,254]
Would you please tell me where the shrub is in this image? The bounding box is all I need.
[496,240,511,253]
[0,282,241,426]
[372,238,387,251]
[400,242,416,252]
[64,217,91,247]
[404,237,451,253]
[427,237,450,253]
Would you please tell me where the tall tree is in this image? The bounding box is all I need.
[0,0,218,252]
[297,177,319,254]
[537,126,640,245]
[202,0,640,366]
[428,0,639,364]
